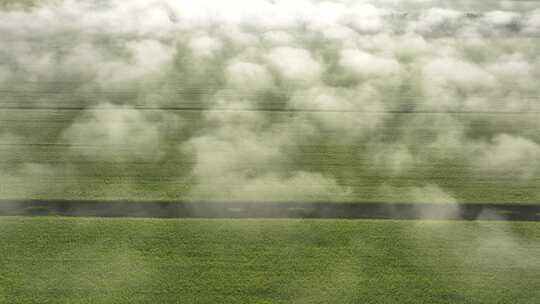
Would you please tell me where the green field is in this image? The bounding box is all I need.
[2,2,540,304]
[1,217,539,303]
[1,110,539,203]
[1,1,539,204]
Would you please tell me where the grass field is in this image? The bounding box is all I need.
[2,2,540,304]
[2,110,539,203]
[0,217,539,303]
[2,1,540,204]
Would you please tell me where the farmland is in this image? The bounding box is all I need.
[2,110,540,203]
[2,0,540,204]
[1,217,539,303]
[2,1,540,302]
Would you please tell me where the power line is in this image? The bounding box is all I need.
[0,105,538,114]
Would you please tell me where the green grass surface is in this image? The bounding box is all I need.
[1,110,539,203]
[1,217,539,303]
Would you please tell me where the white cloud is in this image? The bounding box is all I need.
[423,57,497,89]
[524,9,540,34]
[188,35,223,58]
[475,134,540,179]
[486,54,534,89]
[414,8,462,34]
[225,61,274,92]
[266,46,322,84]
[409,184,457,204]
[229,171,352,201]
[126,39,175,73]
[372,145,415,176]
[421,57,498,110]
[482,10,519,27]
[63,103,172,161]
[263,30,296,46]
[2,0,540,203]
[339,48,401,79]
[346,3,386,34]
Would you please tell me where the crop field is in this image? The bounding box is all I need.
[2,1,540,205]
[0,217,540,303]
[0,217,539,303]
[1,1,540,303]
[1,110,540,203]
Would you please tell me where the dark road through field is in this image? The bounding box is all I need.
[1,200,539,221]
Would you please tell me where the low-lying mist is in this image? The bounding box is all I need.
[0,0,539,203]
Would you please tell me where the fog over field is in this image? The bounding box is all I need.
[0,0,539,202]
